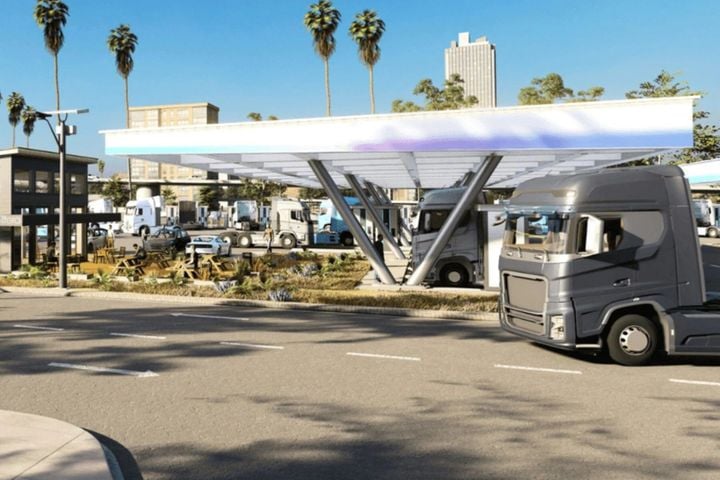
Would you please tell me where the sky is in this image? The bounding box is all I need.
[1,0,719,175]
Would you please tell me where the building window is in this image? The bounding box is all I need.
[35,171,50,193]
[70,174,86,195]
[14,169,32,193]
[53,172,60,193]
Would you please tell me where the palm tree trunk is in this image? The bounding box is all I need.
[324,58,331,116]
[11,127,15,148]
[26,134,30,148]
[125,75,133,197]
[369,66,375,114]
[54,53,60,125]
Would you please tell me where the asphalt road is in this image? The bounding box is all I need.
[2,293,720,480]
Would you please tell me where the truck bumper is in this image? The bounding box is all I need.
[499,300,591,351]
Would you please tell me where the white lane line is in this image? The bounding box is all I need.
[109,332,167,340]
[171,313,250,321]
[13,324,65,332]
[346,352,421,362]
[494,364,582,375]
[48,362,159,378]
[219,341,284,350]
[670,378,720,387]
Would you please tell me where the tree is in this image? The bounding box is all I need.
[7,92,26,147]
[349,9,385,114]
[161,186,177,205]
[299,187,328,199]
[34,0,69,120]
[626,70,720,164]
[97,159,105,177]
[199,186,221,210]
[107,24,139,197]
[391,74,478,112]
[21,105,37,147]
[101,175,130,208]
[304,0,341,116]
[247,112,262,121]
[570,86,605,103]
[518,73,574,105]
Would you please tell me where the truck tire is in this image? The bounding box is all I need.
[606,314,660,366]
[239,234,252,248]
[139,226,150,237]
[708,227,719,238]
[281,235,296,249]
[222,235,234,246]
[440,263,470,287]
[340,232,354,247]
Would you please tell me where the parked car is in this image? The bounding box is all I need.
[185,236,232,257]
[143,227,191,256]
[87,227,108,253]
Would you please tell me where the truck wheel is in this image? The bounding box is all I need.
[607,314,659,366]
[340,232,354,247]
[139,226,150,237]
[440,263,469,287]
[239,235,252,248]
[281,235,296,249]
[709,228,719,238]
[222,235,234,246]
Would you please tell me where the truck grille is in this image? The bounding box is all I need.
[503,273,547,335]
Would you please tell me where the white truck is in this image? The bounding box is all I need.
[124,195,166,236]
[88,198,123,233]
[219,197,312,249]
[694,199,720,237]
[411,187,505,289]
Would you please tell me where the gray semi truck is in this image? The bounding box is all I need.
[499,165,720,365]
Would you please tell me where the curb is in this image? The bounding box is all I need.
[0,286,498,322]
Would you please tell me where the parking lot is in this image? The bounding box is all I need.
[2,292,720,479]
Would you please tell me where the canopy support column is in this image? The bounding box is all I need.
[406,154,502,286]
[345,174,405,260]
[308,160,396,285]
[364,181,386,205]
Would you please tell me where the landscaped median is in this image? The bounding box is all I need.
[0,251,499,321]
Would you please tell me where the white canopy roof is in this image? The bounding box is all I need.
[102,97,695,189]
[680,158,720,190]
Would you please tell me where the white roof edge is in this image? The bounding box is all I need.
[99,96,699,135]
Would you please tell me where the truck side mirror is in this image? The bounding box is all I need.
[582,215,604,255]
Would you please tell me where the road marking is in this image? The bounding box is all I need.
[346,352,421,362]
[670,378,720,387]
[13,325,65,332]
[494,364,582,375]
[48,362,159,378]
[171,313,250,321]
[110,332,167,340]
[219,341,284,350]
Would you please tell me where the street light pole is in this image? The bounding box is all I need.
[38,108,89,289]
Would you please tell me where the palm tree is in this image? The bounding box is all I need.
[33,0,69,120]
[304,0,341,116]
[7,92,26,147]
[21,106,38,147]
[107,24,139,194]
[349,10,385,114]
[97,159,106,177]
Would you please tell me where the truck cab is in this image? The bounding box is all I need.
[499,165,720,365]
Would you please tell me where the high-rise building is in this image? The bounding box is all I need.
[128,103,220,202]
[444,32,497,108]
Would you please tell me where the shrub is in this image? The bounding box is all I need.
[93,271,113,291]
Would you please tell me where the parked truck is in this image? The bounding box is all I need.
[411,187,505,288]
[231,200,261,231]
[124,195,165,236]
[88,198,122,233]
[693,199,720,237]
[498,165,720,365]
[219,197,312,249]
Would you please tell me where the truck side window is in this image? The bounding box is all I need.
[576,217,588,252]
[602,218,623,252]
[419,210,469,234]
[137,208,143,215]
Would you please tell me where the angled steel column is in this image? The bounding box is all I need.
[406,154,502,286]
[345,174,405,260]
[308,160,396,284]
[364,181,385,205]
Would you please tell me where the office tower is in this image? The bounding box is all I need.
[444,32,497,108]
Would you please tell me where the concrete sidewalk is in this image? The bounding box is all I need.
[0,410,115,480]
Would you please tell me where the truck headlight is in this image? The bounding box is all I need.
[549,315,566,341]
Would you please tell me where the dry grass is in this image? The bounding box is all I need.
[1,253,500,313]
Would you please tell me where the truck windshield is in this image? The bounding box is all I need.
[504,212,570,253]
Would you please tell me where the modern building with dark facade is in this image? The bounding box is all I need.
[0,147,118,272]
